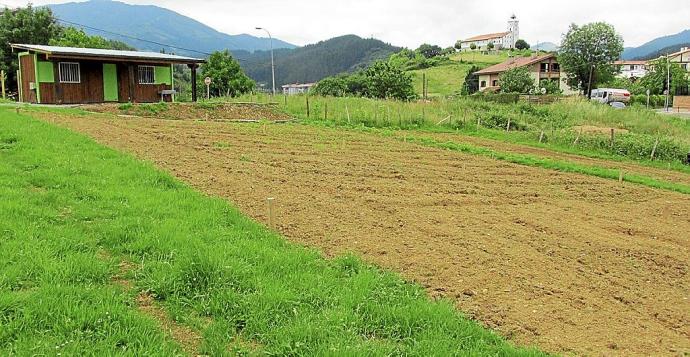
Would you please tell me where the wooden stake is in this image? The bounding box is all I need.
[15,107,20,115]
[650,138,659,160]
[345,105,351,124]
[610,128,615,147]
[306,96,310,118]
[284,94,287,106]
[539,130,545,143]
[619,170,624,183]
[476,117,481,130]
[573,128,582,145]
[506,117,511,132]
[324,102,328,120]
[267,197,276,229]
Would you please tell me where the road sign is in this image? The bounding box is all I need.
[204,77,212,99]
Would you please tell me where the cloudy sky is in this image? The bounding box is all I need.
[5,0,690,48]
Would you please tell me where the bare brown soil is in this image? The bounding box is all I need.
[415,132,690,187]
[42,112,690,356]
[81,102,292,122]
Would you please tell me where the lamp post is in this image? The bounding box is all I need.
[256,27,276,96]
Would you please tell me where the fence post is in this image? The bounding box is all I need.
[610,128,615,147]
[539,130,545,143]
[324,102,328,120]
[267,198,276,229]
[306,95,310,118]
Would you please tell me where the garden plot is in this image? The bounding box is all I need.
[41,112,690,356]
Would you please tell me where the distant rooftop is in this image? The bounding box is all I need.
[281,83,316,88]
[462,32,510,42]
[10,44,206,64]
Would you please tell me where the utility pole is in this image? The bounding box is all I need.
[587,65,593,99]
[0,70,5,100]
[665,54,671,112]
[256,27,276,96]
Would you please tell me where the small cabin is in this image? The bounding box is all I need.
[11,44,206,104]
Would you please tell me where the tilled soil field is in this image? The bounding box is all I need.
[80,102,292,121]
[41,112,690,356]
[411,131,690,187]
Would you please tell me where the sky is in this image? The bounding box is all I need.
[4,0,690,48]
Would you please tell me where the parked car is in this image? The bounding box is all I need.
[590,88,631,104]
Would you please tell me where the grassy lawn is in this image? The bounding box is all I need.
[450,51,510,65]
[410,63,474,97]
[0,107,544,355]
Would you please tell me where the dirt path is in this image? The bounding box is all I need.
[409,132,690,187]
[42,113,690,356]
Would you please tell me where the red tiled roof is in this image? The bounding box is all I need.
[462,32,510,42]
[474,53,556,75]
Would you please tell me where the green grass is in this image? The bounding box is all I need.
[449,51,510,65]
[222,94,690,168]
[410,63,474,97]
[0,107,544,355]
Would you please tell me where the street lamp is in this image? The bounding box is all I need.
[256,27,276,96]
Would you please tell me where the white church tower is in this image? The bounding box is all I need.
[507,14,519,49]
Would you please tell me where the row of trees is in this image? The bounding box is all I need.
[313,61,415,100]
[0,5,255,99]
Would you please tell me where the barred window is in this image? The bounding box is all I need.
[138,66,155,84]
[59,62,80,83]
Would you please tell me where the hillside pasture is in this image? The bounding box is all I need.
[410,63,474,97]
[38,109,690,356]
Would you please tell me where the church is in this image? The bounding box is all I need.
[459,15,519,51]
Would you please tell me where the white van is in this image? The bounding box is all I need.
[590,88,631,104]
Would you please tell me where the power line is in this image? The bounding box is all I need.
[53,17,269,66]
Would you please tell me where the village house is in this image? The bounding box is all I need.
[613,60,649,80]
[459,15,519,51]
[474,53,577,94]
[282,83,316,95]
[668,47,690,72]
[11,44,206,104]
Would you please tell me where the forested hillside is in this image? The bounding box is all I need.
[240,35,401,86]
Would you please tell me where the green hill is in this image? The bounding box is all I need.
[241,35,401,87]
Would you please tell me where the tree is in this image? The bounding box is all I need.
[364,61,415,100]
[470,43,477,51]
[0,5,62,92]
[499,67,534,93]
[416,44,443,59]
[454,40,463,50]
[461,65,481,95]
[639,57,689,95]
[487,42,495,51]
[200,50,255,97]
[515,39,530,50]
[313,76,348,97]
[558,22,624,95]
[50,27,135,50]
[536,79,562,95]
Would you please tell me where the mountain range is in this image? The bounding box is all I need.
[44,0,690,84]
[46,0,296,54]
[622,29,690,60]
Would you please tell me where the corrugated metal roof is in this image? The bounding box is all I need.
[11,44,206,63]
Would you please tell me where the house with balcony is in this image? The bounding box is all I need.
[474,53,577,94]
[613,60,649,80]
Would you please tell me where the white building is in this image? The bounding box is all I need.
[281,83,316,95]
[613,60,649,80]
[460,15,520,51]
